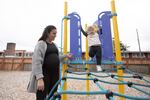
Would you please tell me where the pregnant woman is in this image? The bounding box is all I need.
[27,25,72,100]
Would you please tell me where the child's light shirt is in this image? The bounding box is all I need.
[87,32,101,47]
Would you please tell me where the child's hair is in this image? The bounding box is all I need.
[86,24,99,33]
[93,24,99,32]
[86,26,94,32]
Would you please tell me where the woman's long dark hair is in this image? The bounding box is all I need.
[38,25,56,41]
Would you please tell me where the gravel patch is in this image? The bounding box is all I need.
[0,71,149,100]
[0,71,35,100]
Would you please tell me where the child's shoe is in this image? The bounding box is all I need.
[96,65,102,71]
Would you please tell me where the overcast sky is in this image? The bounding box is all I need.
[0,0,150,52]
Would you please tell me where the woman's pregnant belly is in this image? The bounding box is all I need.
[44,54,60,69]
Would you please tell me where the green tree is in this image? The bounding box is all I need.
[112,38,130,52]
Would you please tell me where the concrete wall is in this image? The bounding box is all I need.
[68,64,150,74]
[0,57,32,71]
[127,65,150,74]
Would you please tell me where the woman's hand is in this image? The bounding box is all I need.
[37,78,44,91]
[65,53,73,59]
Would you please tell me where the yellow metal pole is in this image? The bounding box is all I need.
[111,0,125,100]
[85,24,90,93]
[62,1,68,100]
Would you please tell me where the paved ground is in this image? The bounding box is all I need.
[0,71,150,100]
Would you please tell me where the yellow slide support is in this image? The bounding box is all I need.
[111,0,125,100]
[85,24,90,93]
[62,1,68,100]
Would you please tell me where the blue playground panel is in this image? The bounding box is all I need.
[68,12,82,57]
[97,11,114,61]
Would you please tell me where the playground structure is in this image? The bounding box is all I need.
[46,0,150,100]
